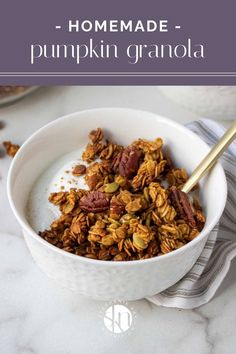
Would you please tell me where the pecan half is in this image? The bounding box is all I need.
[79,191,110,212]
[112,146,141,178]
[110,195,126,218]
[72,164,87,176]
[170,186,196,227]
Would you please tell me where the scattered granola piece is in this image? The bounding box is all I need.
[72,164,87,176]
[3,141,20,157]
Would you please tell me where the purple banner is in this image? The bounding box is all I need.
[0,0,236,84]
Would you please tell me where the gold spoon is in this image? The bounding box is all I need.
[181,121,236,194]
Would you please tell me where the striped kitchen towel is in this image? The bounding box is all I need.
[148,119,236,309]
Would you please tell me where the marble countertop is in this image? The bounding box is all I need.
[0,86,236,354]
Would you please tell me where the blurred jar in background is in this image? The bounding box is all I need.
[0,86,38,106]
[159,86,236,121]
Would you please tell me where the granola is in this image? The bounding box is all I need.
[72,164,87,176]
[39,128,206,261]
[3,141,20,157]
[0,86,28,98]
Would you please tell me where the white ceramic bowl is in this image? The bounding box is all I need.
[7,108,227,301]
[159,86,236,120]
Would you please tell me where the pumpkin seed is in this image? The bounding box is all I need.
[104,182,119,193]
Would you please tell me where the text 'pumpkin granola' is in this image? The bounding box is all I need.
[39,128,205,261]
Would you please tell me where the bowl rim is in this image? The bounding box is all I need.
[7,107,228,267]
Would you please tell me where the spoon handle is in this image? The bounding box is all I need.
[182,121,236,194]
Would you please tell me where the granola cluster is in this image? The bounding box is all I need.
[0,86,28,98]
[39,128,205,261]
[3,141,20,157]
